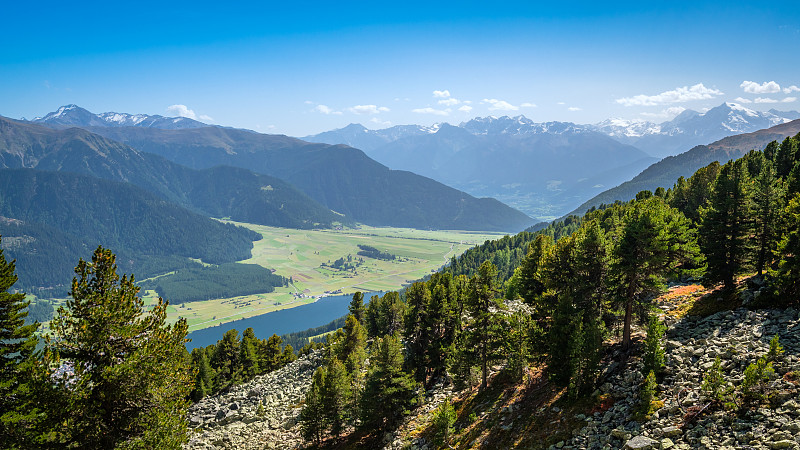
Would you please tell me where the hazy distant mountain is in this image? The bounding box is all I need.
[0,117,343,229]
[568,118,800,217]
[31,104,211,130]
[307,116,655,220]
[72,123,532,232]
[304,123,439,152]
[592,103,799,158]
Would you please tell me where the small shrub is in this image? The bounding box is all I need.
[701,357,725,401]
[742,356,775,402]
[468,411,478,423]
[637,370,657,418]
[642,315,666,376]
[767,334,784,362]
[431,398,457,449]
[257,400,265,417]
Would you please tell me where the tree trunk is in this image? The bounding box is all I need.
[622,300,632,350]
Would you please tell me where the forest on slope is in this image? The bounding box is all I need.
[0,169,260,294]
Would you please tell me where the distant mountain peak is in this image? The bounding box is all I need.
[30,105,211,130]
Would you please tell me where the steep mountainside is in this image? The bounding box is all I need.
[76,124,532,231]
[0,169,260,292]
[568,119,800,216]
[0,117,342,229]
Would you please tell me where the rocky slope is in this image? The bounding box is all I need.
[185,351,323,449]
[183,299,800,450]
[563,307,800,450]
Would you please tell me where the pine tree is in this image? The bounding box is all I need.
[46,246,192,449]
[614,198,698,349]
[299,367,326,445]
[0,237,43,447]
[190,348,214,401]
[700,159,752,290]
[338,314,366,373]
[773,194,800,303]
[258,334,283,373]
[751,160,784,276]
[464,261,506,390]
[212,329,240,390]
[348,291,365,324]
[239,328,260,381]
[322,357,351,440]
[517,234,553,306]
[359,335,418,431]
[404,282,432,383]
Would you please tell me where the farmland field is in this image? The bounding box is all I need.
[142,223,506,332]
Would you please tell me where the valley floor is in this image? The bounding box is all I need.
[145,224,505,332]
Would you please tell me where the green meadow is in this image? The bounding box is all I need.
[145,223,505,331]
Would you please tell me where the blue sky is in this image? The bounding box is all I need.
[2,1,799,136]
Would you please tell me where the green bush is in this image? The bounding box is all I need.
[431,398,457,449]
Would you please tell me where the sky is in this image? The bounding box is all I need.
[2,1,799,136]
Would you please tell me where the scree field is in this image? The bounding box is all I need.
[142,223,505,331]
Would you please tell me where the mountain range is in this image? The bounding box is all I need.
[303,102,799,219]
[25,105,532,231]
[31,104,211,130]
[306,102,799,159]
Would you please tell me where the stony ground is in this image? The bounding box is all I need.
[562,307,800,450]
[184,351,323,449]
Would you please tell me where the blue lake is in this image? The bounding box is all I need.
[185,292,382,350]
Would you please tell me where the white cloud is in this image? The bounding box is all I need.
[615,83,724,106]
[166,104,197,119]
[557,102,566,105]
[520,102,537,108]
[412,107,451,116]
[347,105,390,115]
[740,80,781,94]
[199,114,214,122]
[783,97,798,103]
[784,85,800,94]
[734,97,753,104]
[568,107,582,111]
[482,98,519,111]
[754,97,779,103]
[313,104,342,115]
[370,117,392,127]
[304,100,314,104]
[438,98,460,106]
[433,90,451,98]
[458,105,473,113]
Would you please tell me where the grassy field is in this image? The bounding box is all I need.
[140,223,506,332]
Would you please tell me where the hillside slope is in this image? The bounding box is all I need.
[0,117,342,229]
[76,125,533,231]
[568,119,800,217]
[0,169,260,292]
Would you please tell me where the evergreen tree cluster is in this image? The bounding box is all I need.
[189,327,297,401]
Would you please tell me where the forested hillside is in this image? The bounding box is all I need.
[0,169,259,292]
[79,125,534,231]
[569,118,800,217]
[0,117,344,229]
